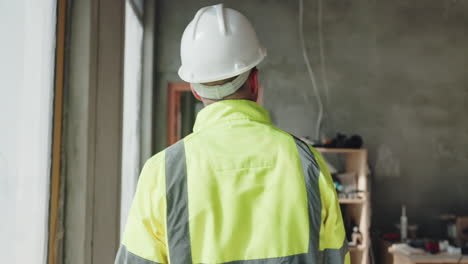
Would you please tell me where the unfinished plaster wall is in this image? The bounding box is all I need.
[154,0,468,236]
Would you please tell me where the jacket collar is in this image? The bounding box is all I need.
[193,99,272,133]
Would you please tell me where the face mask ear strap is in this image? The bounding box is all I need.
[249,67,259,93]
[190,85,203,101]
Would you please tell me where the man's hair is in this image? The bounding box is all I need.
[197,68,255,101]
[201,67,255,88]
[201,75,238,86]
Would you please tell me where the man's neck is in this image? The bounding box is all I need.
[202,97,256,107]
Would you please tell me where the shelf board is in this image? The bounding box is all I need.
[339,198,366,204]
[316,147,366,153]
[349,244,368,252]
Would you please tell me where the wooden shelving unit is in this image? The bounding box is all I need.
[339,197,366,204]
[316,148,370,264]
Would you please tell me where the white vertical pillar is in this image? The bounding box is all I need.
[120,0,144,237]
[0,0,57,263]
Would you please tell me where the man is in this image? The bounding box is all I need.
[116,4,349,264]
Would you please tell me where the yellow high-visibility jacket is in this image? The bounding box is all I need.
[116,100,350,264]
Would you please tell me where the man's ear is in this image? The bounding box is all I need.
[248,68,259,99]
[190,84,203,101]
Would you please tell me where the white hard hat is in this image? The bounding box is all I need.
[178,4,266,83]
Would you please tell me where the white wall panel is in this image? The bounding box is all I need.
[0,0,56,263]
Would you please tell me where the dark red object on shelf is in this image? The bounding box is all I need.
[425,241,439,254]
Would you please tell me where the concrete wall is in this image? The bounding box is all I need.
[153,0,468,236]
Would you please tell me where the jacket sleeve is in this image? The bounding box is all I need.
[115,153,168,264]
[309,147,351,264]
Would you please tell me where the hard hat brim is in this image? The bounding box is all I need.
[178,51,266,83]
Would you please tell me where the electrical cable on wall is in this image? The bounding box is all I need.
[317,0,335,137]
[318,0,331,114]
[299,0,323,140]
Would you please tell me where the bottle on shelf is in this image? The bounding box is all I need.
[401,205,408,242]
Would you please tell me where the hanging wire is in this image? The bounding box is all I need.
[299,0,324,140]
[318,0,331,113]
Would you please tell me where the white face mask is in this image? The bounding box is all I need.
[191,70,250,100]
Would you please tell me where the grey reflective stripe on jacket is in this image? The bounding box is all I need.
[165,140,193,264]
[115,245,161,264]
[324,243,349,264]
[293,135,322,258]
[115,241,348,264]
[162,137,347,264]
[293,136,349,264]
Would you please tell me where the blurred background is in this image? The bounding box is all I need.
[1,0,467,263]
